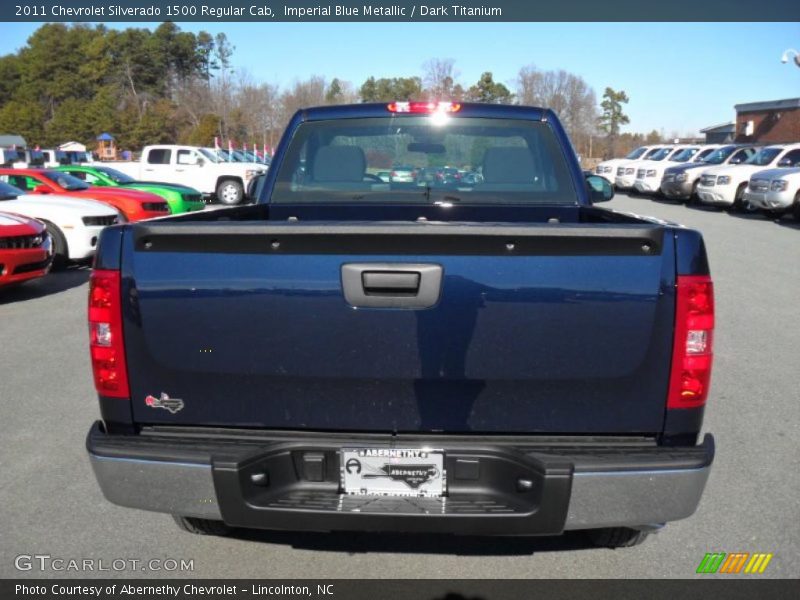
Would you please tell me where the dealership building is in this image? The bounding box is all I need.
[734,97,800,143]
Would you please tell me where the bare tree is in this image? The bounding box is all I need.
[515,65,544,106]
[516,65,598,157]
[279,76,328,128]
[257,82,283,150]
[174,77,213,130]
[422,58,459,99]
[211,33,235,139]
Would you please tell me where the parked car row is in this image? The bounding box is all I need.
[595,143,800,220]
[0,179,119,279]
[0,167,207,287]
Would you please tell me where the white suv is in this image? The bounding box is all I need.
[633,146,719,194]
[594,146,656,184]
[744,166,800,219]
[614,146,670,190]
[696,144,800,211]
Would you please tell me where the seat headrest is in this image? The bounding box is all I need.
[312,146,366,182]
[482,147,536,184]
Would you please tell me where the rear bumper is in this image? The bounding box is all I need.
[87,422,714,535]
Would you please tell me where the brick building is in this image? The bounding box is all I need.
[734,97,800,143]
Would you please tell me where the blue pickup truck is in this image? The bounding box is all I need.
[86,102,715,548]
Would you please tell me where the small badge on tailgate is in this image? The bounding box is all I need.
[144,392,184,414]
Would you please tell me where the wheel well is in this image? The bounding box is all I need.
[216,176,243,189]
[40,219,69,256]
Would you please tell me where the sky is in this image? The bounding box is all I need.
[1,21,798,135]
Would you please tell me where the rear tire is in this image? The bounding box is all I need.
[43,221,68,270]
[172,516,232,536]
[586,527,651,548]
[216,179,244,206]
[793,192,800,221]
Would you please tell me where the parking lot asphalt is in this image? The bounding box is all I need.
[1,193,798,579]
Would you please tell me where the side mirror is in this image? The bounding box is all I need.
[777,158,793,167]
[196,157,205,167]
[33,185,52,194]
[586,174,614,203]
[729,157,742,165]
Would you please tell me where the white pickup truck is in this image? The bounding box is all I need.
[111,145,266,205]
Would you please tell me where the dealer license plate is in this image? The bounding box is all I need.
[341,448,445,497]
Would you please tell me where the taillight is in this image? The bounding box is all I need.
[88,269,129,398]
[667,275,714,409]
[387,101,462,114]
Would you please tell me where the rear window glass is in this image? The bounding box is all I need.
[271,116,576,205]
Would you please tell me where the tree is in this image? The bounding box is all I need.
[0,54,21,104]
[645,129,661,144]
[359,76,423,102]
[195,31,217,83]
[422,58,458,99]
[597,87,630,158]
[211,33,235,139]
[279,76,328,127]
[186,114,221,146]
[515,65,598,158]
[465,72,513,104]
[325,78,344,104]
[0,23,238,148]
[515,65,543,106]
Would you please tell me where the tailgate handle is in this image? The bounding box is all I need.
[342,263,442,309]
[362,271,420,295]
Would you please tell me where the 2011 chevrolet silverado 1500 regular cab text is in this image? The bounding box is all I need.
[86,102,715,548]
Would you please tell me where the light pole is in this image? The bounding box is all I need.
[781,49,800,67]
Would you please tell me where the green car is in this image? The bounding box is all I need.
[54,165,206,214]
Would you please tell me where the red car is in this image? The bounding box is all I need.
[0,168,171,222]
[0,211,52,287]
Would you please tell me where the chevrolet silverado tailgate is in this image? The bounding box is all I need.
[122,221,675,433]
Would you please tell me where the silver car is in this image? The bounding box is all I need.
[390,165,417,183]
